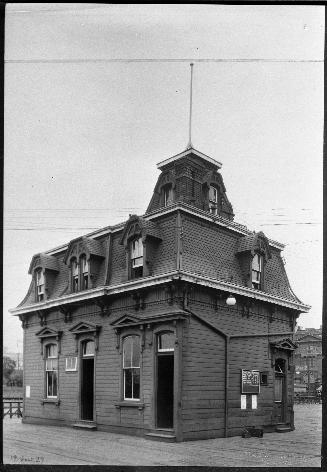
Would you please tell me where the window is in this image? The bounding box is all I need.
[65,357,77,371]
[80,255,89,290]
[274,358,285,403]
[260,372,268,386]
[163,185,173,207]
[252,254,263,289]
[123,336,140,400]
[131,238,143,279]
[72,259,79,292]
[82,340,95,357]
[46,344,58,398]
[36,269,45,302]
[209,185,218,215]
[157,332,175,352]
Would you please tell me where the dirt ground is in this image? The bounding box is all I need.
[3,403,321,466]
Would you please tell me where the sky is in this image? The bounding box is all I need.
[4,4,324,353]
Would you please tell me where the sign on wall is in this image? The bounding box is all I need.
[241,370,260,394]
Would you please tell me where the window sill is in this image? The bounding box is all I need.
[114,401,144,410]
[41,398,60,406]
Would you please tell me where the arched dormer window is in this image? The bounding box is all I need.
[131,237,143,279]
[209,185,218,215]
[71,258,79,293]
[252,253,263,290]
[163,184,173,207]
[80,255,89,290]
[123,335,140,400]
[36,269,45,302]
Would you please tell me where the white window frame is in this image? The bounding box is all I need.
[80,255,89,290]
[36,269,45,302]
[123,336,140,401]
[72,258,79,292]
[157,332,175,352]
[209,185,218,215]
[131,238,143,268]
[163,185,173,207]
[65,357,78,371]
[252,254,263,289]
[45,344,58,398]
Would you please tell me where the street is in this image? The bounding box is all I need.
[3,403,321,467]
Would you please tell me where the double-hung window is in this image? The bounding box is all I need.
[80,255,89,290]
[36,269,45,302]
[72,259,79,292]
[123,336,140,400]
[131,238,143,278]
[209,185,218,215]
[46,344,58,398]
[163,185,173,207]
[252,254,263,290]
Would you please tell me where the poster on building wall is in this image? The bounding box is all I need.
[241,370,260,394]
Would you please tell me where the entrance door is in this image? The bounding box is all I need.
[81,340,95,421]
[156,332,175,429]
[274,358,286,423]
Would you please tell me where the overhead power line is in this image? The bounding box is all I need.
[5,58,323,64]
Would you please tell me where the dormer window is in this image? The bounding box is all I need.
[72,259,79,293]
[163,184,173,207]
[80,255,89,290]
[209,185,218,215]
[252,254,263,290]
[131,238,143,279]
[36,269,45,302]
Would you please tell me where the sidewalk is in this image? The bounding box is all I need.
[3,404,321,466]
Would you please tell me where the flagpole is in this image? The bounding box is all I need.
[186,63,194,149]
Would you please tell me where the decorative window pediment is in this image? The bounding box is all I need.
[36,327,61,339]
[111,314,142,328]
[64,236,105,264]
[69,321,101,336]
[236,231,271,261]
[119,215,162,248]
[270,338,298,352]
[29,253,60,275]
[36,327,63,356]
[69,321,101,353]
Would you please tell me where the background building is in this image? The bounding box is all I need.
[294,326,322,394]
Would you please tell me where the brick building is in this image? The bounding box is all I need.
[11,147,310,440]
[294,326,322,393]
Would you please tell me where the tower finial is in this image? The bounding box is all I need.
[186,63,194,150]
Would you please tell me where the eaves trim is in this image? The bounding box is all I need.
[156,147,222,170]
[175,270,311,313]
[11,269,310,317]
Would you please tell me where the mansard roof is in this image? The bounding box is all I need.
[11,147,309,316]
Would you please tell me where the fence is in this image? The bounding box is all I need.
[294,394,321,404]
[3,398,23,418]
